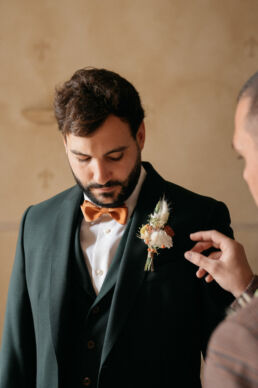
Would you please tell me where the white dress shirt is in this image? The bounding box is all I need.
[80,166,146,295]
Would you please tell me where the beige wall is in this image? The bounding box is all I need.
[1,0,258,340]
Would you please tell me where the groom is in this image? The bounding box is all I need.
[0,67,234,388]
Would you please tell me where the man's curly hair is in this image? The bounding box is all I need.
[54,67,145,138]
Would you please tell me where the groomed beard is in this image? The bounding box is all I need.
[72,149,142,208]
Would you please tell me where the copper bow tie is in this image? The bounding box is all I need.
[81,200,128,225]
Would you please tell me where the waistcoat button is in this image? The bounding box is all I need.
[92,305,100,314]
[82,377,91,386]
[87,340,95,349]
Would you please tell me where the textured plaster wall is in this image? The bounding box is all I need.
[1,0,258,343]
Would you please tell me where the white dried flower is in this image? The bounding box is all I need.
[149,230,173,249]
[139,225,152,242]
[149,198,170,228]
[138,197,174,271]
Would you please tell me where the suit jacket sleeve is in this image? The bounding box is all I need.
[0,208,36,388]
[199,200,234,358]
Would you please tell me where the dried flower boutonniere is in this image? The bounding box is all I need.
[139,197,175,271]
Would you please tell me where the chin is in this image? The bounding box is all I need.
[98,197,116,205]
[96,192,118,203]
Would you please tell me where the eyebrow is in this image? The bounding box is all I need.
[70,146,128,157]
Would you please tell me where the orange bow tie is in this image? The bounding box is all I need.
[81,200,128,225]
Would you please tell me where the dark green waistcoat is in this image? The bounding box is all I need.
[64,215,132,388]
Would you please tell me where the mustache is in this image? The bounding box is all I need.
[87,181,122,189]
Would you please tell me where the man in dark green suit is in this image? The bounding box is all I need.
[0,68,233,388]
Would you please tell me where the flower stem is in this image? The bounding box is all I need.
[144,252,154,272]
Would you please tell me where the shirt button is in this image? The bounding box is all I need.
[95,269,104,276]
[82,377,91,386]
[105,228,111,234]
[87,340,95,350]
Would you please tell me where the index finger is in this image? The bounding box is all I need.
[190,230,231,250]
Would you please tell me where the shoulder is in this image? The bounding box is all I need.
[205,297,258,385]
[145,161,226,211]
[21,185,82,226]
[143,162,231,233]
[165,179,221,207]
[163,178,230,230]
[211,295,258,339]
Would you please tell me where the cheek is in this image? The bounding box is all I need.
[243,164,253,190]
[77,165,92,180]
[243,156,252,182]
[244,163,258,195]
[68,158,90,181]
[122,162,137,181]
[112,158,133,178]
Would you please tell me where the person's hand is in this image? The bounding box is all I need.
[184,230,254,298]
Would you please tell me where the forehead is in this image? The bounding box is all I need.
[66,115,134,152]
[233,97,251,147]
[233,97,258,158]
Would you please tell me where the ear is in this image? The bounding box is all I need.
[136,121,145,150]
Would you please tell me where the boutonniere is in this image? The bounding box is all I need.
[138,197,175,272]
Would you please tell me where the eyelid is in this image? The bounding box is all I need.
[75,151,124,162]
[107,152,124,161]
[77,156,91,162]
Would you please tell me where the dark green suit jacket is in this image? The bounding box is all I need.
[0,163,233,388]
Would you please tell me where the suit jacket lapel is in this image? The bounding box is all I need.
[100,163,167,368]
[49,185,83,357]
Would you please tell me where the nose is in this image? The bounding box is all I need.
[92,160,111,185]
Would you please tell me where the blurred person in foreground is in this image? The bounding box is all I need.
[185,72,258,387]
[0,67,234,388]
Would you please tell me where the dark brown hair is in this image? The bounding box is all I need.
[54,67,145,138]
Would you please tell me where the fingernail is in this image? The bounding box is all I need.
[185,252,192,259]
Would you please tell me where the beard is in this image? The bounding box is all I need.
[72,149,142,208]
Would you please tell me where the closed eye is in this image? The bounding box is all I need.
[107,152,124,161]
[77,157,91,163]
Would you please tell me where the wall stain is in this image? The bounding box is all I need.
[38,169,54,188]
[33,40,51,61]
[244,37,258,58]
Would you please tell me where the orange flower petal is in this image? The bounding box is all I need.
[164,225,175,237]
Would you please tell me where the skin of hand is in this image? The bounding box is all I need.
[184,230,254,298]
